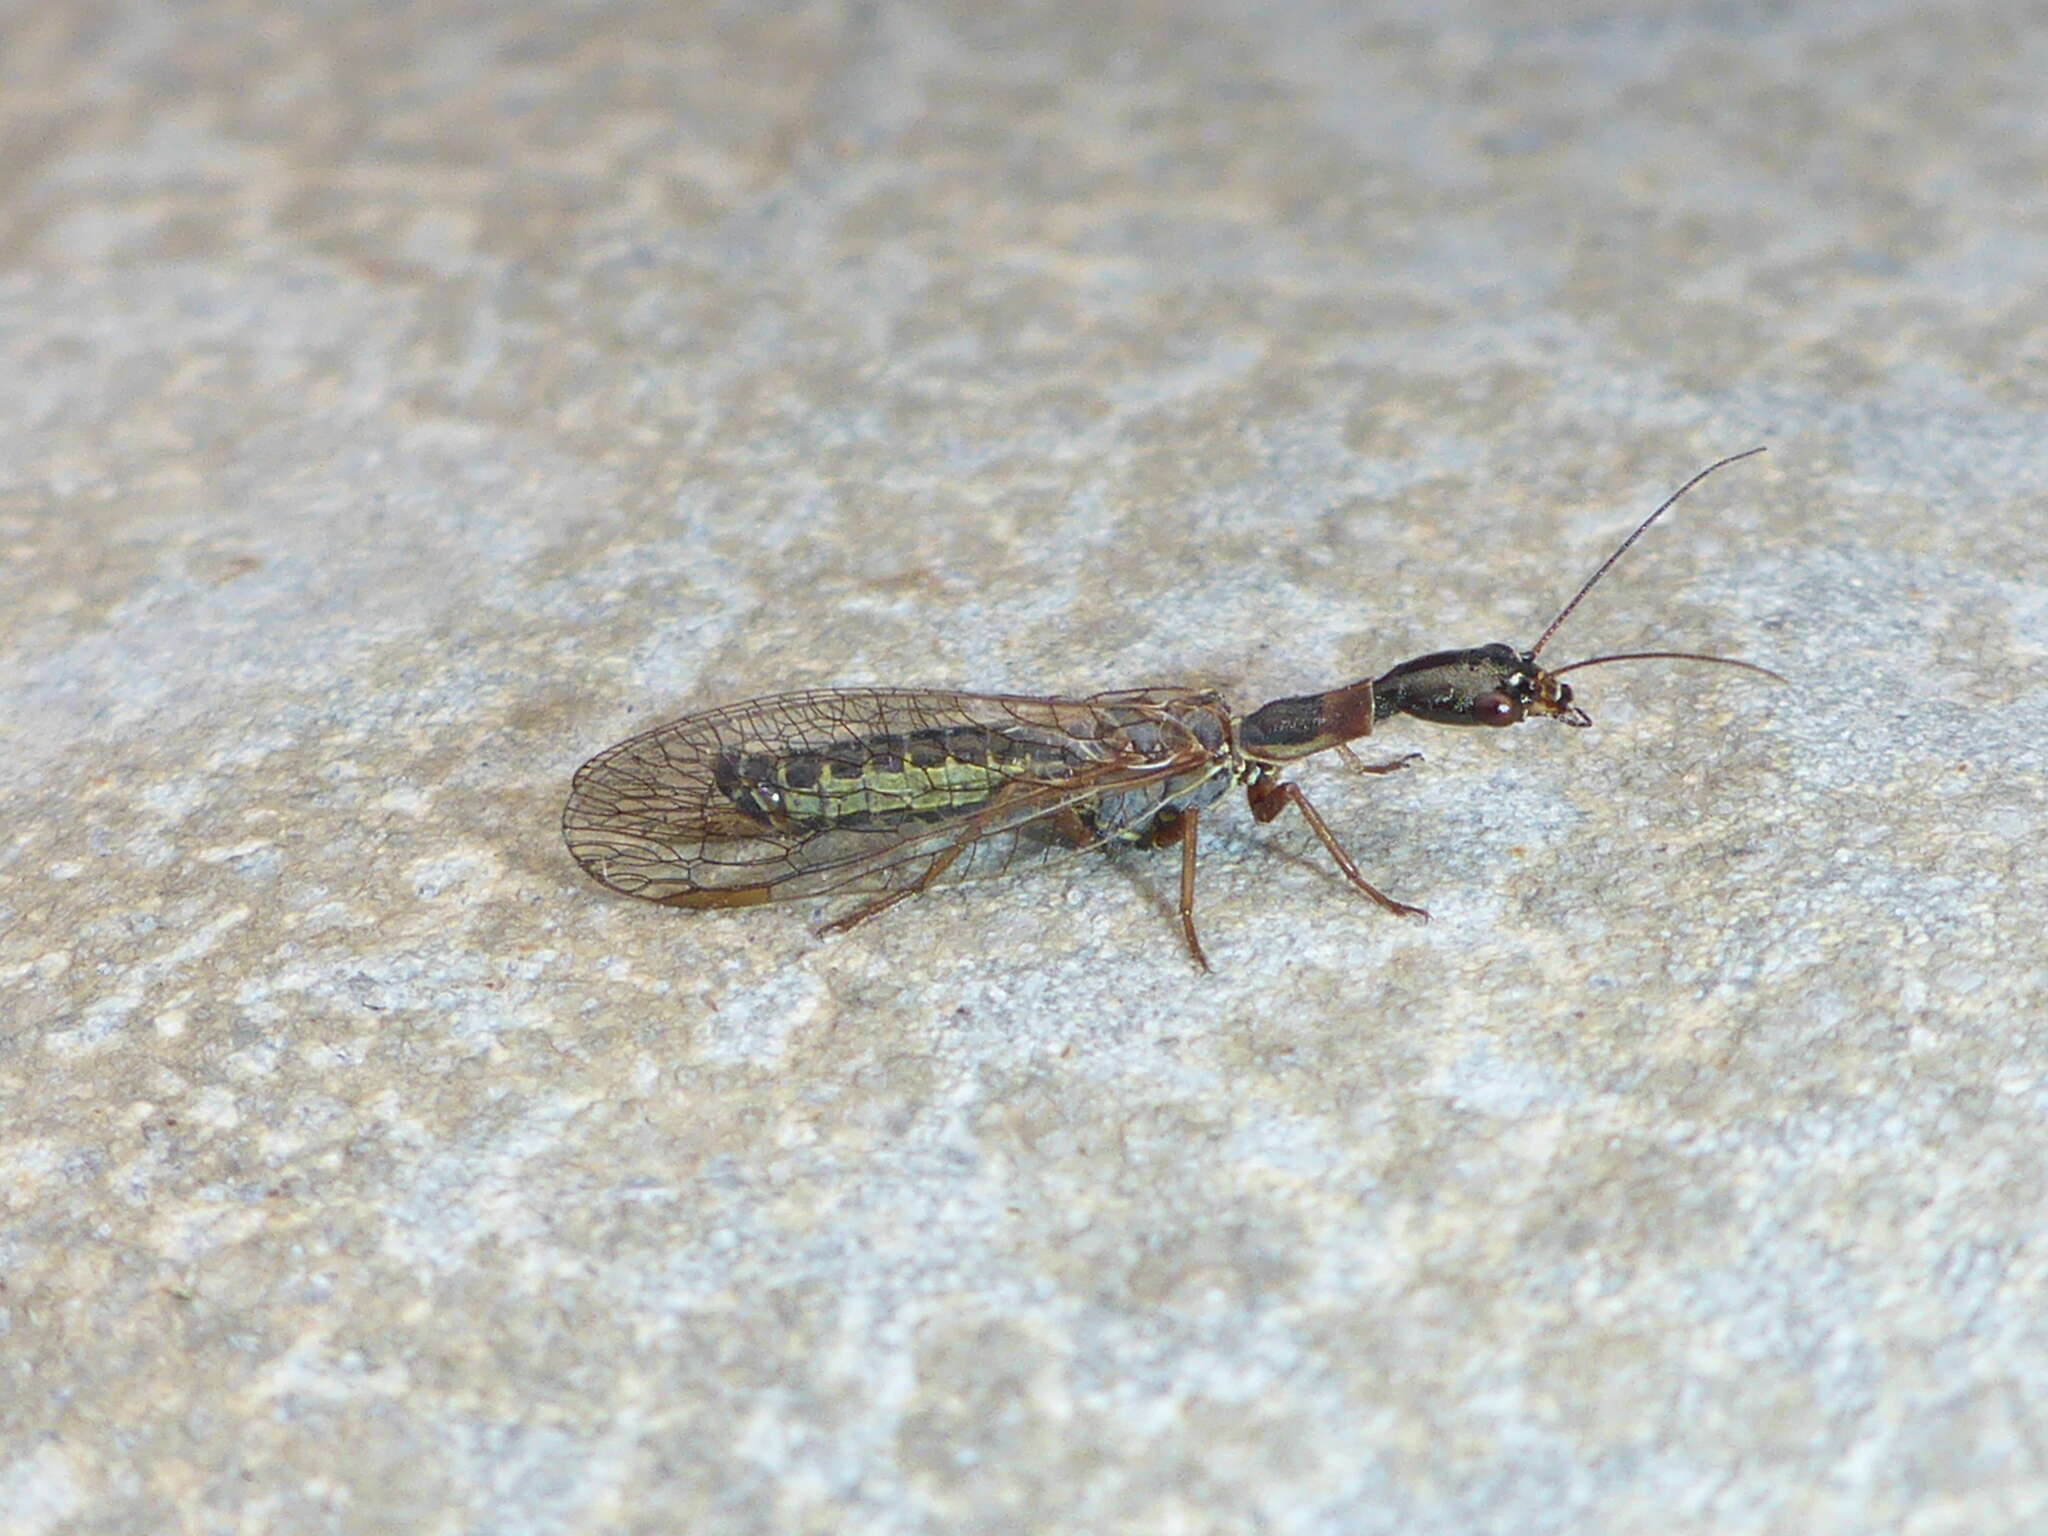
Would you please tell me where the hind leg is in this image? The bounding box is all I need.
[818,844,965,934]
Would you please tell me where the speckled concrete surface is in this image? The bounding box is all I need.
[4,2,2045,1532]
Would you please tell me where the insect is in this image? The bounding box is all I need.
[563,449,1781,969]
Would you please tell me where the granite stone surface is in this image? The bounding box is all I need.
[3,2,2045,1532]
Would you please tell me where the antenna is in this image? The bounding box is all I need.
[1528,447,1767,660]
[1549,649,1787,683]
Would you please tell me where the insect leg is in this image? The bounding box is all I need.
[818,843,966,935]
[1246,776,1429,922]
[1177,807,1211,972]
[1335,745,1425,777]
[1048,806,1098,848]
[1112,806,1209,967]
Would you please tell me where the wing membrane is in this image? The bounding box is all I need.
[562,688,1215,907]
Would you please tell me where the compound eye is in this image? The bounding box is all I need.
[1469,690,1522,726]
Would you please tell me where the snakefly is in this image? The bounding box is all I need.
[563,449,1780,969]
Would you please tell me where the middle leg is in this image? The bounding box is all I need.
[1176,807,1211,972]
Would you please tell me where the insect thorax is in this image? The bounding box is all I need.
[1077,696,1234,843]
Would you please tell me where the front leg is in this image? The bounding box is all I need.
[1244,773,1428,922]
[1335,746,1424,777]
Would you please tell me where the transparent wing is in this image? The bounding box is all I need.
[561,688,1215,908]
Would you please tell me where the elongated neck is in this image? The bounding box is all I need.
[1236,678,1377,762]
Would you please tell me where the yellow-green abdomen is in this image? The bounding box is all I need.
[713,725,1082,831]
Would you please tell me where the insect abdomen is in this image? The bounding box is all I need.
[713,726,1083,831]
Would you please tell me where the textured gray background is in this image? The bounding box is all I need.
[4,1,2045,1532]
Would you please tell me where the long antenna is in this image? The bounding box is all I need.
[1528,447,1767,660]
[1549,649,1787,683]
